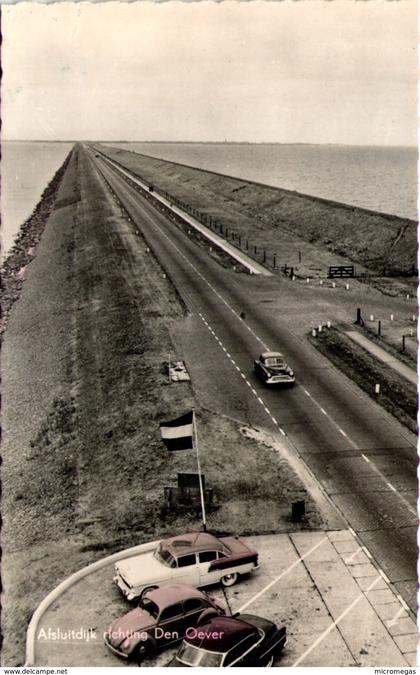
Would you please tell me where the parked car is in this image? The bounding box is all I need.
[168,614,287,667]
[114,531,259,601]
[254,351,295,386]
[105,584,225,662]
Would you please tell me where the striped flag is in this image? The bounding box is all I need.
[159,411,194,451]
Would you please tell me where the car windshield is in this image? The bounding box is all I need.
[177,642,223,667]
[265,357,285,367]
[139,597,160,619]
[154,543,176,567]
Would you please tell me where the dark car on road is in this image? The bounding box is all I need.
[105,584,225,663]
[168,614,287,667]
[254,351,295,386]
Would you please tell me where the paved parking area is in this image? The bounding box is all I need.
[32,531,416,667]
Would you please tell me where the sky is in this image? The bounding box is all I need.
[2,0,418,145]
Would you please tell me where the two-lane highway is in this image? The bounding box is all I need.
[90,148,417,613]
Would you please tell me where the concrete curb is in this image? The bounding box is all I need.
[25,539,159,666]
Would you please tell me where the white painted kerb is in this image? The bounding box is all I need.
[25,539,159,666]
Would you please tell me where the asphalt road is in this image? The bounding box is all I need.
[89,148,417,614]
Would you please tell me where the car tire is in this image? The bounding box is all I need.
[220,572,238,587]
[196,609,219,626]
[133,638,156,664]
[138,585,159,602]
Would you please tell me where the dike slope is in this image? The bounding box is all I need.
[98,144,417,279]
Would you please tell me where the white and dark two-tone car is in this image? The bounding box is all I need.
[114,532,259,602]
[254,352,295,386]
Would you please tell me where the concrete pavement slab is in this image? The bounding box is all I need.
[326,530,354,542]
[386,617,418,637]
[341,550,371,566]
[356,576,389,591]
[301,559,408,666]
[393,634,418,654]
[375,603,409,622]
[366,588,403,605]
[349,562,383,578]
[404,652,418,667]
[331,539,362,554]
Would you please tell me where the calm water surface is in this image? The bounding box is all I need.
[2,142,417,260]
[1,141,74,257]
[108,142,418,220]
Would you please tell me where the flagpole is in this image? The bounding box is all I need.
[192,409,207,532]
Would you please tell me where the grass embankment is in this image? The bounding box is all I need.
[98,144,417,288]
[309,327,417,435]
[2,144,323,665]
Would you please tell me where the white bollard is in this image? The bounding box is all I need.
[319,280,323,286]
[406,294,410,300]
[375,383,380,395]
[332,282,336,288]
[292,275,295,281]
[390,314,394,321]
[163,273,166,278]
[345,283,349,290]
[327,321,331,329]
[412,315,416,322]
[306,278,310,284]
[318,325,322,332]
[312,329,316,337]
[370,314,374,321]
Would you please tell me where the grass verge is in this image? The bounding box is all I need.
[309,327,417,435]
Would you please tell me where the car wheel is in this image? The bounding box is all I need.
[197,609,219,626]
[133,638,156,664]
[265,655,274,667]
[138,585,158,602]
[221,572,238,587]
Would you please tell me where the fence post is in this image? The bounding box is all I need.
[378,320,381,336]
[273,254,276,268]
[402,335,406,353]
[290,266,294,278]
[356,308,362,325]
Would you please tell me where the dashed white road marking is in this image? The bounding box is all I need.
[103,160,417,518]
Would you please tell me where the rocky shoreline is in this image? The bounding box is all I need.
[1,148,74,336]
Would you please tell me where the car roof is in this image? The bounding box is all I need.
[185,615,259,652]
[163,532,225,555]
[261,351,284,359]
[147,584,205,607]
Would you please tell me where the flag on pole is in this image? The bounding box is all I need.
[159,411,194,451]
